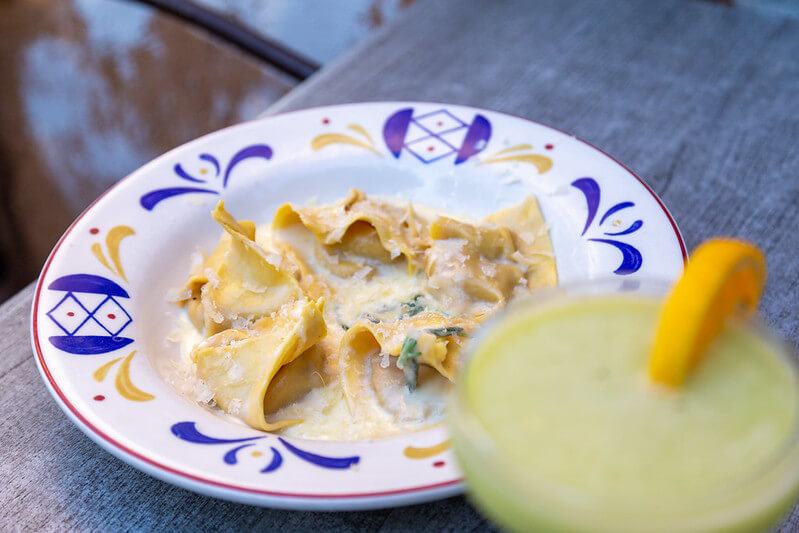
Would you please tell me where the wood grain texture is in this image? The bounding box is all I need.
[2,0,798,530]
[273,0,799,349]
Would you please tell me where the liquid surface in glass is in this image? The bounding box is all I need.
[466,296,799,507]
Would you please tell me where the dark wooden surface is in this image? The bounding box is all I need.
[0,0,297,301]
[2,0,798,530]
[0,0,415,302]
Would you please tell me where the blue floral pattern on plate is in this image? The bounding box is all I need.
[171,422,360,473]
[572,177,644,275]
[140,144,273,210]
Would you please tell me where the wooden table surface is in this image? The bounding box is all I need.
[2,0,798,530]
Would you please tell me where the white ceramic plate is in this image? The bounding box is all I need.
[31,102,686,510]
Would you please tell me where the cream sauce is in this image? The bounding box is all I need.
[169,192,556,440]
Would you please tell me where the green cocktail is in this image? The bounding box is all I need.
[449,282,799,532]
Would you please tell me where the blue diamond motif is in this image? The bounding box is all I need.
[47,293,91,335]
[92,296,133,336]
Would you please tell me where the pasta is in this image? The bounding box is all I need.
[173,190,557,439]
[192,299,326,431]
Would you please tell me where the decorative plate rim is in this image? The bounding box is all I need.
[30,101,687,508]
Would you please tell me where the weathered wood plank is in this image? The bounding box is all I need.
[0,283,36,375]
[273,0,799,348]
[2,0,798,530]
[0,353,486,531]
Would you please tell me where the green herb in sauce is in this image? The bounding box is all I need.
[397,336,422,391]
[397,337,421,369]
[403,358,420,391]
[401,295,425,317]
[427,326,465,338]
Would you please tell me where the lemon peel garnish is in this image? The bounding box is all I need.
[649,239,766,386]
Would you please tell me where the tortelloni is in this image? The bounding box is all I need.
[192,299,326,431]
[425,197,557,314]
[178,202,302,335]
[173,190,557,439]
[339,313,478,421]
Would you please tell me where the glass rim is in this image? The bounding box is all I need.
[449,277,799,531]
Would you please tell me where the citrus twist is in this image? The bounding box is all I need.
[649,239,766,386]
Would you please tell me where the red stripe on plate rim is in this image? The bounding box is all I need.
[30,102,687,502]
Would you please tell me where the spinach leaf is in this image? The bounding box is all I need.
[362,314,381,324]
[401,294,425,317]
[397,337,422,391]
[403,358,420,392]
[396,337,421,369]
[427,326,465,338]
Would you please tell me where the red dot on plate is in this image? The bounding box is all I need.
[433,461,445,468]
[93,395,105,401]
[89,228,99,234]
[67,312,75,317]
[545,144,554,150]
[437,121,443,127]
[322,118,330,124]
[427,146,435,152]
[107,314,116,319]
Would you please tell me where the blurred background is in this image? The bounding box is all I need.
[4,0,794,304]
[0,0,415,302]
